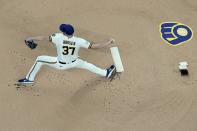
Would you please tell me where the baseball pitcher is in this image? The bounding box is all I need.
[18,24,116,84]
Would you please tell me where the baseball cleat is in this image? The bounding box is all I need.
[18,78,34,84]
[106,65,116,79]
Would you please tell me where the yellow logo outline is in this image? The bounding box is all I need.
[159,22,193,46]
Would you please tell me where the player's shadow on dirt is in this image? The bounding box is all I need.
[69,77,108,105]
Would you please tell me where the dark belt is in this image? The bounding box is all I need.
[59,60,76,64]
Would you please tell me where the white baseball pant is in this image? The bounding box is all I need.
[26,55,107,81]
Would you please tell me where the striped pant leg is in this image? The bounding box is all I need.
[74,59,107,77]
[26,56,58,81]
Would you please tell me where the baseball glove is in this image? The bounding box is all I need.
[25,40,37,49]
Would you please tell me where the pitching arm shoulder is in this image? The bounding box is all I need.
[49,33,60,44]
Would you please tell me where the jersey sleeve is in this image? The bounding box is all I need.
[49,33,59,45]
[77,38,92,49]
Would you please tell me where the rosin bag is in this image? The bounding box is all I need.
[110,47,124,73]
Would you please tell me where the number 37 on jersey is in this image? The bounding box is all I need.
[62,40,76,55]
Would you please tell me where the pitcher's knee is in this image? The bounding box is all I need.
[36,56,45,61]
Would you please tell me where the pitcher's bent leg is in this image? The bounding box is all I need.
[26,56,58,81]
[75,59,107,77]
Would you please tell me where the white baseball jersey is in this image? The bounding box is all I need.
[25,33,107,81]
[49,33,92,63]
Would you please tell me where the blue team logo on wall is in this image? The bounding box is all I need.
[160,22,193,46]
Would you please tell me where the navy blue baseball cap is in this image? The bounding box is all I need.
[59,24,74,36]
